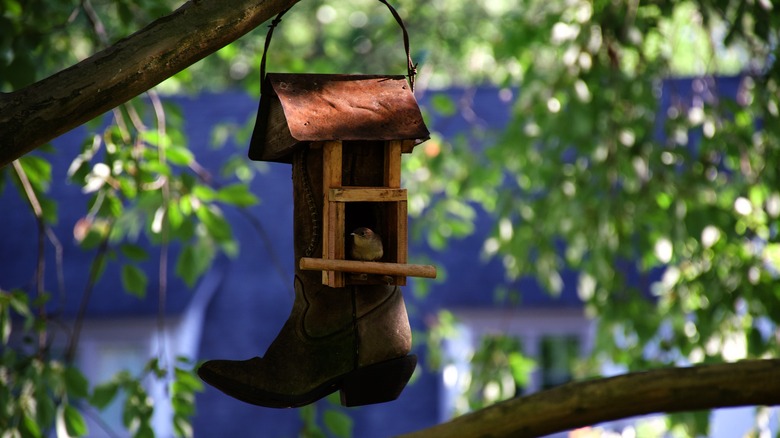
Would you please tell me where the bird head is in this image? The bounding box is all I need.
[351,227,375,240]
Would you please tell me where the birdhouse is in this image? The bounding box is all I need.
[248,73,437,287]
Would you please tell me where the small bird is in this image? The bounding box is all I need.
[349,227,384,261]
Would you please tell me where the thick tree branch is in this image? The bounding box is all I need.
[400,359,780,438]
[0,0,298,168]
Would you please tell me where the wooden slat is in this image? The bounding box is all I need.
[329,187,407,202]
[392,199,408,286]
[396,200,408,264]
[385,140,402,188]
[300,257,437,279]
[322,141,344,287]
[386,140,405,284]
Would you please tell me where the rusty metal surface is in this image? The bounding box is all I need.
[249,73,429,162]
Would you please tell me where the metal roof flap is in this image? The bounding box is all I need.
[268,73,430,144]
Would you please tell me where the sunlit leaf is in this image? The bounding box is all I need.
[21,413,42,438]
[57,404,88,438]
[192,185,216,202]
[166,145,194,166]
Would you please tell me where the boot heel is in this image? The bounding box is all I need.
[339,355,417,407]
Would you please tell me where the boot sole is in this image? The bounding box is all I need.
[199,355,417,409]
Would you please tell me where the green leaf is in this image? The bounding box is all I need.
[0,305,9,345]
[168,201,184,230]
[64,366,89,399]
[90,382,119,410]
[135,423,155,438]
[174,367,204,392]
[38,195,59,224]
[36,393,57,429]
[173,416,194,438]
[57,404,88,437]
[141,130,171,148]
[79,226,105,250]
[118,176,138,199]
[747,326,767,357]
[195,206,232,243]
[192,185,216,202]
[21,413,42,438]
[9,290,31,315]
[216,183,258,207]
[65,405,88,437]
[176,245,197,288]
[323,409,352,438]
[299,405,326,438]
[431,93,457,116]
[121,264,148,298]
[120,244,149,262]
[508,352,536,387]
[166,145,194,166]
[19,154,52,189]
[175,243,214,288]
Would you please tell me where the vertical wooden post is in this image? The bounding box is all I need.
[385,140,402,188]
[323,141,345,287]
[385,140,407,285]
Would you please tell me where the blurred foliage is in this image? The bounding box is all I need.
[405,0,780,436]
[2,0,780,436]
[460,334,535,414]
[299,394,353,438]
[0,288,202,438]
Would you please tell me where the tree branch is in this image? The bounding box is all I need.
[400,359,780,438]
[0,0,299,168]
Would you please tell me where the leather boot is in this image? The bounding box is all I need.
[198,146,416,408]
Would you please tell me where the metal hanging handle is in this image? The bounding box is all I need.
[260,0,417,92]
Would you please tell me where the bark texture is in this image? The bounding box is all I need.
[400,359,780,438]
[0,0,298,167]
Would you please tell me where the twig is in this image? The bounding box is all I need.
[45,227,67,315]
[147,90,171,371]
[11,160,48,352]
[80,0,109,46]
[65,224,112,364]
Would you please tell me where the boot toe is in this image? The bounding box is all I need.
[198,357,324,408]
[198,358,262,398]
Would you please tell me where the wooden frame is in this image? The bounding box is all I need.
[301,139,436,287]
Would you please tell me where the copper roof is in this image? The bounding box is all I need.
[248,73,429,162]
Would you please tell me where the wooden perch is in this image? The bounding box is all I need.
[399,359,780,438]
[299,257,437,279]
